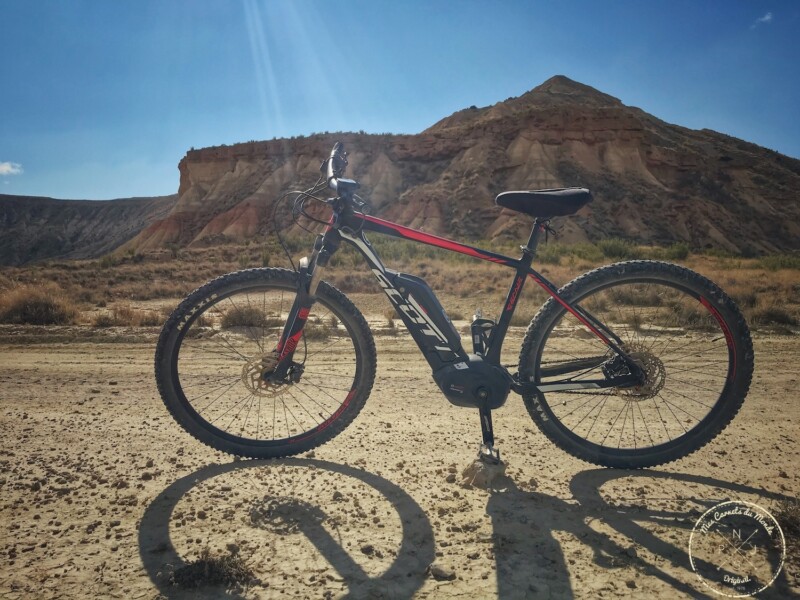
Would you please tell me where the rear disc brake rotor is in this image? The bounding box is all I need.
[617,343,666,400]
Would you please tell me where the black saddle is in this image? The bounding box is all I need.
[496,188,592,218]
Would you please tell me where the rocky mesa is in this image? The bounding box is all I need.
[5,75,799,266]
[127,76,800,256]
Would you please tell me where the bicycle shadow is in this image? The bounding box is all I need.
[484,468,795,599]
[137,458,435,599]
[139,460,795,599]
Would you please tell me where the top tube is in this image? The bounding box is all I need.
[356,213,520,268]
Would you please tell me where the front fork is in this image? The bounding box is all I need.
[268,232,337,382]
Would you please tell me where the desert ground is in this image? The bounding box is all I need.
[1,317,798,599]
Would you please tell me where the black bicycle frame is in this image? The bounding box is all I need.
[276,210,642,393]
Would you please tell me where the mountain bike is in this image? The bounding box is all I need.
[155,142,753,468]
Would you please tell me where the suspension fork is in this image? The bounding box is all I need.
[269,230,341,380]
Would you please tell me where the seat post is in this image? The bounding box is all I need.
[523,219,547,256]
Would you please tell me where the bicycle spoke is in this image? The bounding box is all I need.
[194,379,242,413]
[530,272,739,456]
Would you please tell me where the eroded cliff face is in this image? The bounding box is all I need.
[128,76,800,254]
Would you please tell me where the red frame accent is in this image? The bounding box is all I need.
[355,212,618,352]
[527,273,613,345]
[361,214,508,264]
[700,296,736,377]
[277,307,310,358]
[295,388,356,442]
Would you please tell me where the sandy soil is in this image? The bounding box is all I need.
[1,326,798,599]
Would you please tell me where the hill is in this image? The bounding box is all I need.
[0,194,177,265]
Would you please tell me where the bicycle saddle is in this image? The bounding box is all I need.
[496,188,592,218]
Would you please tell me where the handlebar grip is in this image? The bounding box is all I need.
[327,142,347,185]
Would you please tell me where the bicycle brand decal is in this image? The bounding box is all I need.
[689,500,785,597]
[371,269,454,353]
[277,307,310,358]
[506,276,524,311]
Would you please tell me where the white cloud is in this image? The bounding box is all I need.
[0,162,23,176]
[751,12,773,28]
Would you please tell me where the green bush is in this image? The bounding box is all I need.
[597,238,637,260]
[663,242,690,260]
[571,243,604,262]
[536,243,568,265]
[759,254,800,271]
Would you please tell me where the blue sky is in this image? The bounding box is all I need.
[1,1,797,200]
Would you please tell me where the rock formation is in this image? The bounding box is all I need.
[5,75,799,266]
[128,76,800,255]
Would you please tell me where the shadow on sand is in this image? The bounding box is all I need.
[484,468,794,598]
[139,461,794,599]
[138,458,435,599]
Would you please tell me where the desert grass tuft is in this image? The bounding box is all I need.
[92,304,162,327]
[0,283,77,325]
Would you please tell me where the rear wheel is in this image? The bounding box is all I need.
[155,268,376,458]
[520,261,753,468]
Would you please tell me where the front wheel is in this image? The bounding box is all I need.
[155,268,376,458]
[519,261,753,468]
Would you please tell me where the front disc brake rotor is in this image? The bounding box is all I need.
[241,351,290,397]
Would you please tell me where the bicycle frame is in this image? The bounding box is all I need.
[275,209,642,396]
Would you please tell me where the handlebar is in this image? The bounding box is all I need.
[326,142,347,191]
[323,141,360,198]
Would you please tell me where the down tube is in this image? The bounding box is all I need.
[337,227,468,370]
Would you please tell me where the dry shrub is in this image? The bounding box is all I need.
[221,306,280,329]
[775,498,800,570]
[168,547,256,590]
[750,306,798,327]
[92,313,115,328]
[510,308,537,327]
[333,273,376,293]
[92,304,162,327]
[0,283,77,325]
[382,308,398,334]
[126,281,188,300]
[302,324,330,340]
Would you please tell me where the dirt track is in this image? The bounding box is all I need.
[1,330,798,599]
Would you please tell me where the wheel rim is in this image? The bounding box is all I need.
[171,282,361,446]
[533,278,734,454]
